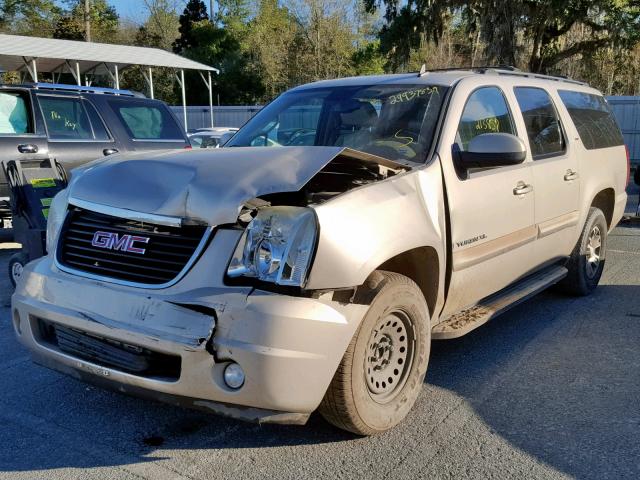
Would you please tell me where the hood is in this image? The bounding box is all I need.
[69,146,396,226]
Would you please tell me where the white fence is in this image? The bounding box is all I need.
[176,98,640,165]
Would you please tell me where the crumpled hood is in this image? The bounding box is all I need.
[69,146,348,226]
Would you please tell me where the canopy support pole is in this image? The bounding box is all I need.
[199,70,214,128]
[22,57,38,82]
[65,60,81,85]
[176,69,187,131]
[114,64,120,90]
[142,67,154,99]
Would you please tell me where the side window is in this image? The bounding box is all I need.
[0,91,32,135]
[457,87,516,151]
[558,90,624,150]
[108,100,184,140]
[514,87,565,159]
[39,96,93,140]
[83,100,111,141]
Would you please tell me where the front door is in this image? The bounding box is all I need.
[440,84,536,317]
[35,94,120,175]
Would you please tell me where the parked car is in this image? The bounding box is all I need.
[188,127,238,148]
[0,83,190,228]
[12,68,628,435]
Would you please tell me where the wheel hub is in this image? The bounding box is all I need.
[11,262,23,283]
[365,312,412,400]
[585,226,602,279]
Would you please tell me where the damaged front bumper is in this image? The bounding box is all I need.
[12,256,366,425]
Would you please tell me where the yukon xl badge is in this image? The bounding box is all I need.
[456,234,487,248]
[91,231,150,254]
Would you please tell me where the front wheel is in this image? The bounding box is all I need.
[319,271,430,435]
[557,207,608,296]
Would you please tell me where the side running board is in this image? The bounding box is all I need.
[432,265,568,340]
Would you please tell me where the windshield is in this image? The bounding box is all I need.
[227,84,448,163]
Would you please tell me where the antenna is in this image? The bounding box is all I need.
[418,64,427,77]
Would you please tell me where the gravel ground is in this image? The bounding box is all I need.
[0,187,639,480]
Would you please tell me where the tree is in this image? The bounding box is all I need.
[365,0,640,73]
[173,0,209,53]
[0,0,60,37]
[53,0,118,43]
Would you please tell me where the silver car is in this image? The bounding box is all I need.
[12,69,629,434]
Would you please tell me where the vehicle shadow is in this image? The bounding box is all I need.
[427,284,640,480]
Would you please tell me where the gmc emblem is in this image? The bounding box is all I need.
[91,231,150,255]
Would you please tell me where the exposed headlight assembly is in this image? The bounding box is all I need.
[46,189,69,254]
[227,207,318,287]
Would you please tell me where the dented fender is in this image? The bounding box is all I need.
[307,160,447,302]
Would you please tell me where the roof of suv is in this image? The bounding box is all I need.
[290,68,590,92]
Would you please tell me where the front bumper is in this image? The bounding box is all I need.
[12,257,367,424]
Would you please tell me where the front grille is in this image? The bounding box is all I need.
[57,207,208,285]
[37,319,181,380]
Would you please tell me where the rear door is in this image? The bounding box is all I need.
[512,86,580,264]
[0,89,49,220]
[35,94,120,174]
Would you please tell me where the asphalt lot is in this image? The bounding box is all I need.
[0,188,639,480]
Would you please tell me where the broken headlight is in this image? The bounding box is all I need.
[227,207,318,287]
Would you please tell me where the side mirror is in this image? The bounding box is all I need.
[458,133,527,168]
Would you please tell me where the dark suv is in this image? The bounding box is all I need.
[0,83,190,225]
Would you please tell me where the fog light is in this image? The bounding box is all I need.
[223,363,245,389]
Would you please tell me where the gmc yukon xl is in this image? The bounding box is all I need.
[12,68,629,435]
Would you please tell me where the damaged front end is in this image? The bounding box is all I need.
[12,146,398,423]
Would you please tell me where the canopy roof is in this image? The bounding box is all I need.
[0,34,219,75]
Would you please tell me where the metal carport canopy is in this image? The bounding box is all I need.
[0,34,220,129]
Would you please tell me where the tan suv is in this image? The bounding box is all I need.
[12,68,629,435]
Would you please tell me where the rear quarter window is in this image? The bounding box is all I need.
[558,91,624,150]
[108,100,184,141]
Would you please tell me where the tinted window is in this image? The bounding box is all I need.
[228,84,448,163]
[83,100,111,141]
[39,96,93,140]
[457,87,515,150]
[514,87,565,158]
[109,100,184,140]
[558,90,624,150]
[0,92,31,134]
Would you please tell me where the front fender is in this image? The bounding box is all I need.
[306,164,446,293]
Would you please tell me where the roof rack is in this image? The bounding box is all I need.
[31,82,143,97]
[417,65,587,86]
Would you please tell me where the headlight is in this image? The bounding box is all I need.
[46,189,69,254]
[227,207,318,287]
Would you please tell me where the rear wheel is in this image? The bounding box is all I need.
[319,271,430,435]
[557,207,607,296]
[9,252,28,288]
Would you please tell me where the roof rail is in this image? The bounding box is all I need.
[417,65,587,86]
[31,83,144,97]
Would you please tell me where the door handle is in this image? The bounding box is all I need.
[17,144,38,154]
[564,169,579,181]
[513,182,533,196]
[103,148,119,156]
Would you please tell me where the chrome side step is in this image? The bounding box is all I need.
[432,265,568,340]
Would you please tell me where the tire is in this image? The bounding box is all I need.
[556,207,607,296]
[319,271,431,435]
[8,252,28,288]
